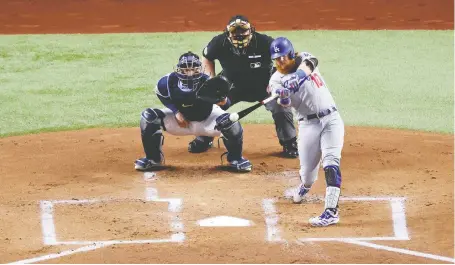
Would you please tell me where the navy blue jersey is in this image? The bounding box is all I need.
[155,72,213,122]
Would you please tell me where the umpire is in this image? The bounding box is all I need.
[188,14,298,158]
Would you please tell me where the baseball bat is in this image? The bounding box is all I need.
[229,94,279,122]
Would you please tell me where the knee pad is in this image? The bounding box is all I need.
[140,108,164,135]
[221,120,243,140]
[324,165,342,188]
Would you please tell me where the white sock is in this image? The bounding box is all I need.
[324,186,341,209]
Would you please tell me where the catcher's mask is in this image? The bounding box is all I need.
[175,51,203,91]
[225,15,254,55]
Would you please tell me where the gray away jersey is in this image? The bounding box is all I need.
[269,52,337,120]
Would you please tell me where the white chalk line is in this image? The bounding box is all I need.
[340,239,455,263]
[298,237,405,242]
[7,243,112,264]
[40,201,57,245]
[390,198,409,240]
[54,238,183,245]
[31,184,184,264]
[262,198,285,243]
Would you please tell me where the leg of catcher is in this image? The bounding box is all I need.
[135,108,165,171]
[215,113,252,172]
[265,99,298,158]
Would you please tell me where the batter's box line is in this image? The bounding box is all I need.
[263,196,409,244]
[39,198,185,247]
[264,196,455,263]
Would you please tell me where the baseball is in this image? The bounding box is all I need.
[229,113,239,122]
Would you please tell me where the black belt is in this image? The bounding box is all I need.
[299,107,337,121]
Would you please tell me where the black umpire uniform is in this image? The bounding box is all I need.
[188,15,298,158]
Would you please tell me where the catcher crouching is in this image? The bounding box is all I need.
[134,51,252,172]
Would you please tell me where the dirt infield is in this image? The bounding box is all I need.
[0,0,454,263]
[0,0,453,33]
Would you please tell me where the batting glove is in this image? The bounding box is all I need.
[277,97,291,107]
[275,88,291,99]
[282,69,308,92]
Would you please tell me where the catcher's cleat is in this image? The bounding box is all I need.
[282,139,298,158]
[134,158,162,171]
[228,157,252,172]
[309,208,339,227]
[188,136,214,153]
[221,152,252,172]
[292,184,311,204]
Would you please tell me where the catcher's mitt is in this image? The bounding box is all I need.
[196,75,232,104]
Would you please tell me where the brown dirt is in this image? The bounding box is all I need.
[0,0,453,34]
[0,0,453,263]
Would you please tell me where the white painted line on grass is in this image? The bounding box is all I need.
[7,243,111,264]
[341,239,455,263]
[40,201,57,245]
[390,198,409,240]
[262,198,284,242]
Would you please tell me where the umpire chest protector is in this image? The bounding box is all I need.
[203,32,274,91]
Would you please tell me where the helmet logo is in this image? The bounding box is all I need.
[274,46,280,53]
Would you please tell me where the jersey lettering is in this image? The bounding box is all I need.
[310,73,325,88]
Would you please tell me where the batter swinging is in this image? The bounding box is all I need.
[268,37,345,227]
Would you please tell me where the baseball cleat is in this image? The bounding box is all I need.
[188,136,214,153]
[228,157,252,172]
[282,140,298,158]
[309,208,339,227]
[134,158,162,171]
[292,184,310,204]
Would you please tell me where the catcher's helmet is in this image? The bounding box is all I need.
[270,37,295,60]
[225,15,254,55]
[175,51,203,91]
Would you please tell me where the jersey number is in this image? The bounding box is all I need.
[310,73,324,88]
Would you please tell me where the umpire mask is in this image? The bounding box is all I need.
[175,51,203,92]
[226,15,254,55]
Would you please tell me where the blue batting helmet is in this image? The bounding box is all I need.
[270,37,295,60]
[175,51,203,91]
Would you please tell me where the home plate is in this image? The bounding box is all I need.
[197,216,254,227]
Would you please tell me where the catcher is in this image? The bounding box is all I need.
[134,51,252,172]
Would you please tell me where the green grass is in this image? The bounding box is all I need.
[0,31,453,137]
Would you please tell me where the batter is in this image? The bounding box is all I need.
[268,37,345,226]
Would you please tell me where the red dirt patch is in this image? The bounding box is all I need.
[0,0,453,263]
[0,0,453,34]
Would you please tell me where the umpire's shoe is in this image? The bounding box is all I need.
[188,136,214,153]
[309,208,340,227]
[281,137,299,158]
[134,158,162,171]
